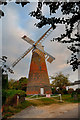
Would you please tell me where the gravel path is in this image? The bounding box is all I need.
[11,103,79,118]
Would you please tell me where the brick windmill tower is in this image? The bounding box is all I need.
[11,26,55,95]
[27,45,52,95]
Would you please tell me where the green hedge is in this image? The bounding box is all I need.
[2,89,26,105]
[6,89,26,97]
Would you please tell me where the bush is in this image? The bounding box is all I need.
[51,87,68,95]
[8,77,28,92]
[62,88,68,94]
[68,88,74,94]
[76,88,80,94]
[51,87,58,94]
[6,89,26,98]
[3,90,26,106]
[57,89,63,95]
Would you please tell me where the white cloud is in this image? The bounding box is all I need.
[2,4,32,79]
[0,20,2,57]
[2,3,78,82]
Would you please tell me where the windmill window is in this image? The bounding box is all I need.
[39,58,41,62]
[39,66,41,70]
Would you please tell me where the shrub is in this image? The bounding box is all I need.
[6,89,26,97]
[51,87,68,95]
[3,90,26,106]
[76,88,80,94]
[62,88,68,94]
[68,88,74,94]
[71,91,77,97]
[51,87,58,94]
[57,89,63,95]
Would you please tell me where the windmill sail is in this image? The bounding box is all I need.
[47,57,54,63]
[35,26,52,45]
[22,35,34,45]
[36,45,55,63]
[6,26,55,75]
[33,49,45,58]
[12,46,33,67]
[22,27,53,46]
[11,27,55,69]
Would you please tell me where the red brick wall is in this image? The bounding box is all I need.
[26,49,52,95]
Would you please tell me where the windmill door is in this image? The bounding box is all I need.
[40,88,44,95]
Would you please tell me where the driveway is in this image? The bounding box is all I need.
[10,103,79,119]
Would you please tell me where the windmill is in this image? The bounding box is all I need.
[9,26,55,95]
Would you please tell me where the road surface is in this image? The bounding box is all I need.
[10,103,80,119]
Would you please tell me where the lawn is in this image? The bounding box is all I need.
[62,94,80,103]
[26,94,80,106]
[27,97,60,106]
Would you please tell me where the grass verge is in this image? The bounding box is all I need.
[2,100,32,120]
[62,94,80,103]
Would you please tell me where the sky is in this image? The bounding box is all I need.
[0,2,78,83]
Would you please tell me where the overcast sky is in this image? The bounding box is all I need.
[0,2,78,82]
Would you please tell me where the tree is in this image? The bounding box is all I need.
[19,77,28,91]
[0,1,80,71]
[8,79,20,90]
[8,77,28,91]
[29,1,80,71]
[8,79,15,89]
[51,72,70,90]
